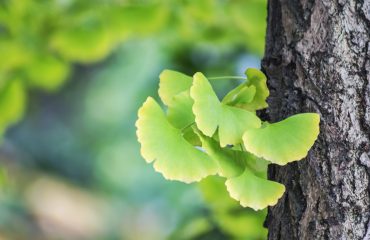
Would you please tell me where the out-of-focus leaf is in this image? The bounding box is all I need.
[24,54,70,91]
[108,4,169,39]
[0,79,26,135]
[229,0,267,55]
[0,168,7,188]
[0,39,31,73]
[50,13,114,63]
[169,217,212,240]
[215,210,268,239]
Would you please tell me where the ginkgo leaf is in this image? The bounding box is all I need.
[167,91,200,145]
[158,70,193,106]
[225,168,285,210]
[136,97,217,183]
[190,72,261,147]
[243,152,269,179]
[196,132,245,178]
[222,84,256,106]
[243,113,320,165]
[167,91,194,129]
[223,68,269,111]
[244,68,269,110]
[231,85,257,105]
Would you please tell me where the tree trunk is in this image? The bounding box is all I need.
[262,0,370,239]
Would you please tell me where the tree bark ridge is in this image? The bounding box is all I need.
[262,0,370,239]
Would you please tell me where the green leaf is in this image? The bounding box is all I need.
[158,70,193,106]
[243,152,269,179]
[231,85,257,105]
[50,14,114,63]
[0,79,26,135]
[167,91,200,146]
[243,113,320,165]
[167,91,194,129]
[198,176,241,211]
[244,68,269,110]
[108,4,169,39]
[190,72,261,147]
[222,84,256,106]
[223,68,269,111]
[0,39,31,72]
[225,168,285,210]
[136,97,217,183]
[196,132,245,178]
[24,54,70,91]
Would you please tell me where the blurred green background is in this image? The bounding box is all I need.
[0,0,268,239]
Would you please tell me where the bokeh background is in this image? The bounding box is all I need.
[0,0,268,239]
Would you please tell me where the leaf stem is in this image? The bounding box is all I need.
[208,76,246,80]
[239,143,245,152]
[181,122,195,132]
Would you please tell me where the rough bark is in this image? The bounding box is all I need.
[262,0,370,239]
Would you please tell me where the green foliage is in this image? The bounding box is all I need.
[0,0,267,139]
[0,79,26,135]
[136,68,320,210]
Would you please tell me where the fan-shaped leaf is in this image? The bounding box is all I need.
[158,70,193,106]
[191,72,261,147]
[225,168,285,210]
[136,97,217,183]
[243,113,320,165]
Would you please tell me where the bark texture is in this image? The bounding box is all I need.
[262,0,370,239]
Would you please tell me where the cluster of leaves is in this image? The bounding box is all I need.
[136,68,320,210]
